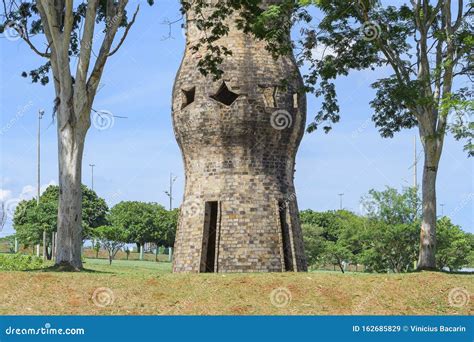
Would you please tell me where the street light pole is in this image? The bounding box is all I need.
[37,109,46,260]
[338,193,344,210]
[169,173,172,210]
[89,164,96,191]
[37,110,44,206]
[164,173,177,210]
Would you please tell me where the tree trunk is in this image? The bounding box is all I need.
[55,122,87,270]
[337,258,344,273]
[109,255,112,265]
[417,138,440,270]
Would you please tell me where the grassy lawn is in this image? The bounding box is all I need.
[0,258,472,315]
[84,258,172,275]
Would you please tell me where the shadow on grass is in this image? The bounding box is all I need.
[440,270,474,275]
[25,265,112,274]
[412,266,474,275]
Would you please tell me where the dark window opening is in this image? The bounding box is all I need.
[279,201,294,271]
[181,87,196,109]
[210,82,239,106]
[201,201,218,272]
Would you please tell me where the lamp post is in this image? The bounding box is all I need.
[164,173,177,210]
[338,193,344,210]
[89,164,96,191]
[37,109,47,260]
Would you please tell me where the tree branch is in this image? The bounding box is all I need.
[108,4,139,57]
[36,1,61,96]
[452,0,464,31]
[62,0,73,52]
[20,31,51,58]
[74,0,99,117]
[39,0,62,52]
[427,0,443,27]
[87,0,128,102]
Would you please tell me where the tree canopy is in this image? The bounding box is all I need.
[109,201,177,248]
[93,225,128,265]
[302,187,472,273]
[13,185,108,246]
[436,216,473,271]
[301,209,366,272]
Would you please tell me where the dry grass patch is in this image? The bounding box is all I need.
[0,258,472,315]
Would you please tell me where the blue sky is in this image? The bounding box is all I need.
[0,0,472,237]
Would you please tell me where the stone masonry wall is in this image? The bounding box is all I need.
[172,1,307,272]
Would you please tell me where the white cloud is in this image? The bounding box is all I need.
[4,180,57,202]
[0,189,12,201]
[19,185,35,199]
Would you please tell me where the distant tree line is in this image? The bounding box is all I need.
[10,185,472,270]
[302,187,473,273]
[12,185,178,264]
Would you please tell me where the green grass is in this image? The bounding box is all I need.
[83,258,172,275]
[0,257,472,315]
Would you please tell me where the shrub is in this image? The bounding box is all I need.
[0,253,43,271]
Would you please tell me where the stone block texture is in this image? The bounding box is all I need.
[172,1,307,273]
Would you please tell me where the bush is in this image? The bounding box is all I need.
[0,253,43,271]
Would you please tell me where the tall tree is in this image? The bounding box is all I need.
[300,209,365,272]
[435,216,472,271]
[109,201,156,250]
[13,184,108,259]
[151,207,178,248]
[1,1,149,269]
[360,187,420,272]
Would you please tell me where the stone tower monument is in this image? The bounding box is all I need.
[172,1,307,273]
